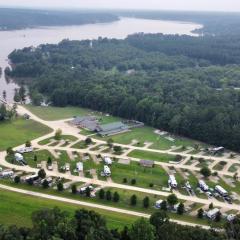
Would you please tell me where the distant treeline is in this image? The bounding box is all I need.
[7,33,240,151]
[0,8,119,30]
[1,8,240,36]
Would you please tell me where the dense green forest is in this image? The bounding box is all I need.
[7,34,240,151]
[0,8,118,30]
[0,207,232,239]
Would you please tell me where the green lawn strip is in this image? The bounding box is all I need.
[108,161,169,190]
[93,127,197,150]
[229,164,240,173]
[0,118,52,151]
[38,135,78,145]
[0,188,136,229]
[25,105,121,124]
[127,150,176,163]
[0,180,216,227]
[72,141,89,149]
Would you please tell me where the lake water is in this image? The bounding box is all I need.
[0,17,202,102]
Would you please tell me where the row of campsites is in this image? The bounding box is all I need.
[12,147,233,205]
[168,174,232,204]
[0,166,236,223]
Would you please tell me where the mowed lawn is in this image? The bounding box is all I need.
[128,150,176,163]
[0,189,137,229]
[0,118,52,151]
[96,127,196,150]
[109,161,169,190]
[26,105,121,124]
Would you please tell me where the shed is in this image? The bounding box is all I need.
[139,159,154,168]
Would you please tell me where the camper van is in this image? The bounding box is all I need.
[104,156,112,165]
[101,165,111,177]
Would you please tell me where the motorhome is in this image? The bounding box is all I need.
[199,180,209,192]
[104,156,112,165]
[102,165,111,177]
[0,170,14,178]
[168,175,177,188]
[76,162,83,172]
[215,185,228,197]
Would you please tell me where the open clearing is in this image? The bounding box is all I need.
[0,189,137,229]
[0,118,51,151]
[25,105,121,124]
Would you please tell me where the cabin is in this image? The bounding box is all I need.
[139,159,154,168]
[168,175,177,188]
[206,208,220,220]
[104,156,112,165]
[97,122,129,136]
[199,180,209,192]
[215,185,228,197]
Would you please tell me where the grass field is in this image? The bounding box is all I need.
[94,127,196,150]
[128,150,176,163]
[108,161,169,190]
[25,105,121,124]
[0,180,220,227]
[0,189,137,229]
[0,118,52,151]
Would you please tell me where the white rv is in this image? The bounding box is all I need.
[15,153,24,162]
[168,175,177,188]
[104,156,112,165]
[76,162,83,172]
[199,180,209,192]
[103,165,111,176]
[17,147,33,154]
[0,170,14,178]
[155,200,163,209]
[215,185,228,197]
[206,208,220,220]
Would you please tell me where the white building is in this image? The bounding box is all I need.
[104,156,112,165]
[215,185,228,197]
[199,180,209,192]
[76,162,83,172]
[168,175,177,188]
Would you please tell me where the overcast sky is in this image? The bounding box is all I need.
[0,0,239,12]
